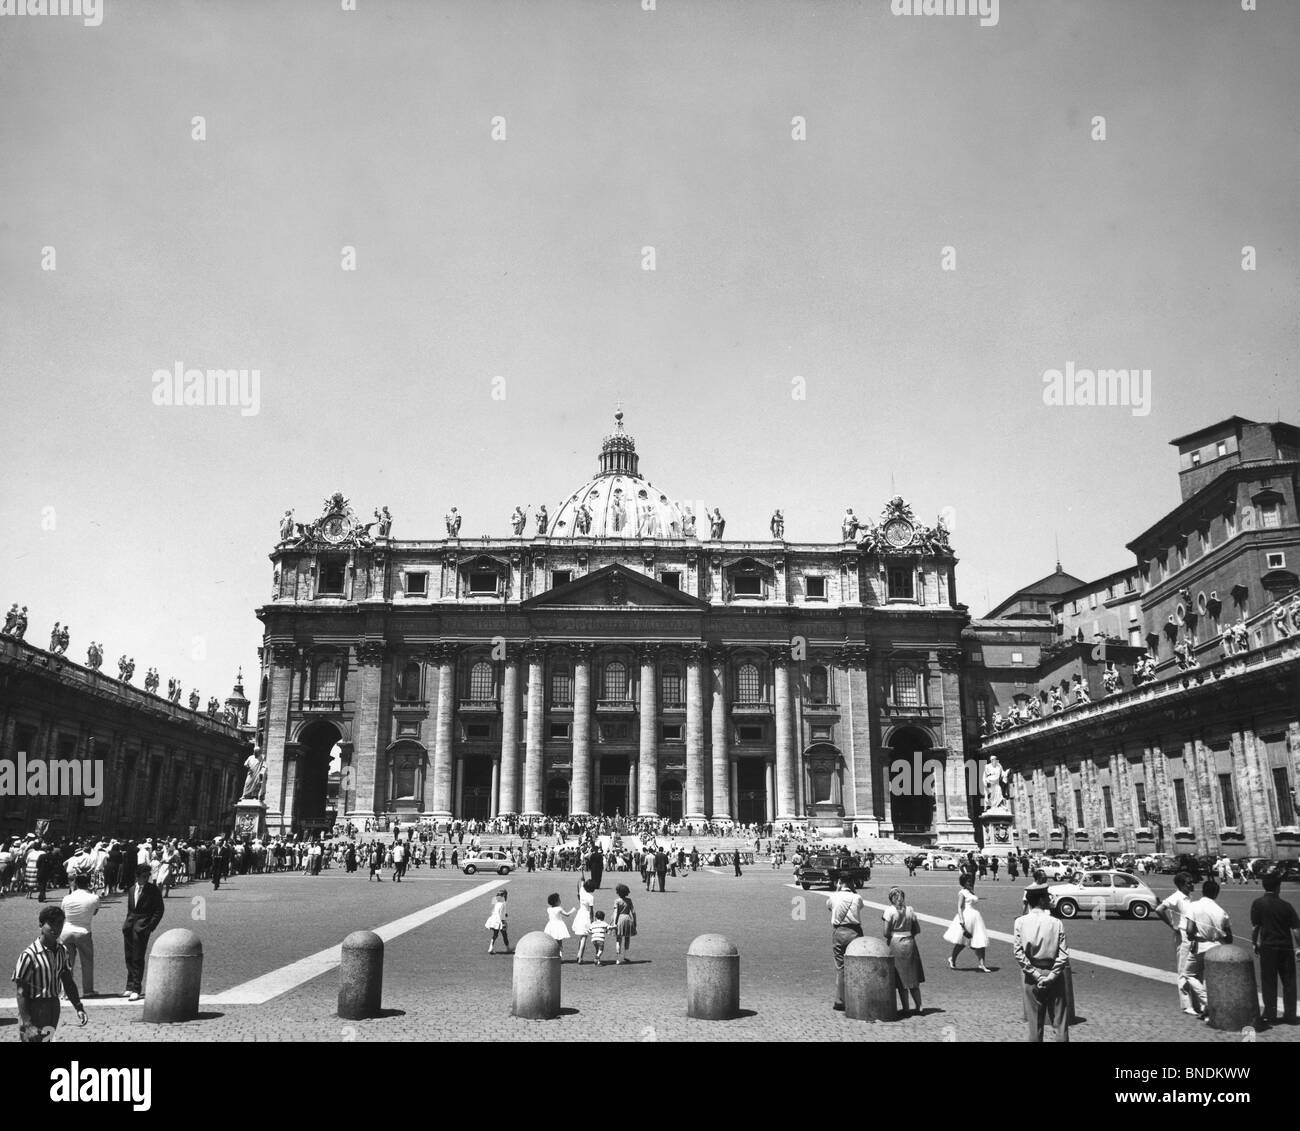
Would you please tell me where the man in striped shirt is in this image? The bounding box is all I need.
[13,905,88,1042]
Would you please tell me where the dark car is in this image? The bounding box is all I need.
[795,851,871,891]
[1272,860,1300,883]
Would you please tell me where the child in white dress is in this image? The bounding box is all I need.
[484,890,510,954]
[544,892,575,957]
[943,876,991,972]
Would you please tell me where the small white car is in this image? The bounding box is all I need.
[1047,870,1158,919]
[462,849,514,876]
[924,852,959,871]
[1038,860,1079,881]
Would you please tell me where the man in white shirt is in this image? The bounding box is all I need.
[1183,878,1233,1017]
[1156,872,1196,1014]
[1013,884,1070,1042]
[59,874,101,997]
[826,875,864,1011]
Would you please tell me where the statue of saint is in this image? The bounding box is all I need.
[682,509,696,537]
[1102,663,1121,695]
[189,689,201,710]
[241,749,267,800]
[375,506,393,538]
[610,492,626,533]
[1049,686,1065,713]
[1232,620,1249,652]
[511,506,527,536]
[2,604,16,635]
[983,755,1008,810]
[576,503,592,535]
[1073,674,1091,702]
[536,505,548,535]
[709,508,726,539]
[445,507,462,537]
[1028,695,1042,718]
[50,622,61,651]
[841,508,859,542]
[12,607,26,639]
[770,510,784,538]
[280,509,294,541]
[87,642,102,670]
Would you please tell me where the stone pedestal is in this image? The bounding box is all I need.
[234,798,267,840]
[979,805,1016,856]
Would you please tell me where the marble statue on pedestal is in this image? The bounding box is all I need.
[770,510,784,538]
[446,508,462,537]
[983,755,1009,810]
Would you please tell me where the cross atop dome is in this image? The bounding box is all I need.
[599,408,639,476]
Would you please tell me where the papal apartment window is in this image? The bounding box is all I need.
[602,661,627,701]
[736,662,761,703]
[737,724,764,742]
[887,567,914,601]
[1174,778,1190,825]
[805,576,826,599]
[468,660,494,701]
[733,575,762,597]
[405,572,428,597]
[319,560,346,595]
[548,722,571,741]
[809,666,829,704]
[1218,773,1238,826]
[1273,768,1295,825]
[660,723,683,742]
[659,571,680,590]
[892,666,921,708]
[551,570,572,588]
[550,664,573,706]
[660,664,682,707]
[469,571,498,594]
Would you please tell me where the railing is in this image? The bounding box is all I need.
[457,698,499,713]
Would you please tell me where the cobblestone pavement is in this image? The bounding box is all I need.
[3,865,1296,1042]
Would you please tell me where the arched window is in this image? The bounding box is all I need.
[736,662,761,703]
[809,666,829,704]
[602,661,627,701]
[468,660,494,701]
[399,662,422,701]
[311,655,341,700]
[550,662,573,706]
[892,666,921,708]
[660,664,682,706]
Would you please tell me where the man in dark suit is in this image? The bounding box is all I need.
[211,838,232,889]
[654,848,669,892]
[587,845,604,890]
[121,864,164,1001]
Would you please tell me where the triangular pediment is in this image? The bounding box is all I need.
[522,563,708,610]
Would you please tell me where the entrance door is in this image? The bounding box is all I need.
[598,754,630,816]
[736,759,767,825]
[546,778,570,818]
[658,778,683,822]
[462,758,492,821]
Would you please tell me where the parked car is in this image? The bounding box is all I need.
[1048,870,1158,919]
[795,851,872,890]
[463,849,514,875]
[1039,860,1080,882]
[923,852,959,871]
[1149,853,1178,874]
[1273,860,1300,882]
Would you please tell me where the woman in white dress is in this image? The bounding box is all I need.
[882,886,925,1014]
[544,892,575,958]
[942,876,991,972]
[572,879,596,964]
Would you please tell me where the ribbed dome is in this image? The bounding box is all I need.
[550,412,703,540]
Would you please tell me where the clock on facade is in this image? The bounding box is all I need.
[883,517,914,549]
[320,514,349,544]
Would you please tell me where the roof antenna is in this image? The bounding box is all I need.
[1054,532,1061,573]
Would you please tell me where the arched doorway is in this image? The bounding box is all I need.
[462,758,492,821]
[736,759,767,826]
[296,720,341,832]
[658,778,683,822]
[599,755,630,816]
[888,727,938,841]
[545,777,570,818]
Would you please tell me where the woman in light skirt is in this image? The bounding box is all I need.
[943,875,991,972]
[882,886,925,1014]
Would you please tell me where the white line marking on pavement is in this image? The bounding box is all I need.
[785,884,1178,985]
[201,878,507,1006]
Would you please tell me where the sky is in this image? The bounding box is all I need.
[1,0,1297,706]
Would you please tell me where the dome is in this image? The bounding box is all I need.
[549,411,704,540]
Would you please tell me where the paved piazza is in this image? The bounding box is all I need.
[3,857,1296,1043]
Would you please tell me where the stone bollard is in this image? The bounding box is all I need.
[1204,944,1258,1032]
[843,936,897,1022]
[338,930,384,1020]
[686,934,740,1020]
[511,931,561,1019]
[142,929,203,1023]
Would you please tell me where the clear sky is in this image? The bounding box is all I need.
[2,0,1297,705]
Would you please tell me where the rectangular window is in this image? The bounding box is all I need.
[805,576,826,599]
[405,572,427,596]
[975,697,988,724]
[733,576,762,597]
[1129,628,1142,648]
[1102,786,1114,827]
[1216,440,1227,457]
[660,723,683,742]
[468,572,498,594]
[1217,773,1237,826]
[551,570,572,588]
[319,560,346,595]
[1267,552,1286,569]
[1074,789,1085,827]
[1089,593,1098,609]
[887,568,914,601]
[1010,651,1024,665]
[1261,503,1280,529]
[1191,450,1201,467]
[736,724,764,742]
[1173,778,1189,826]
[1274,767,1295,825]
[659,571,680,590]
[548,722,571,741]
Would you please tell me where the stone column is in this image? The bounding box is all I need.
[430,644,458,819]
[685,644,707,821]
[571,643,593,816]
[490,758,500,818]
[261,645,298,835]
[523,643,547,817]
[731,760,740,821]
[765,761,776,824]
[773,655,798,820]
[499,646,521,817]
[637,644,660,817]
[710,649,731,820]
[353,641,388,817]
[1237,728,1267,856]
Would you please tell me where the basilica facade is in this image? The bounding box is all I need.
[254,414,973,841]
